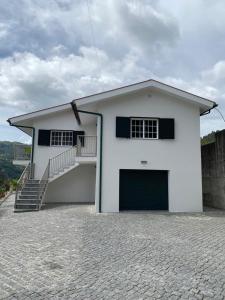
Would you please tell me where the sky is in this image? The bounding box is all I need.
[0,0,225,143]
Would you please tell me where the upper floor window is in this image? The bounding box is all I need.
[51,130,73,146]
[131,118,158,139]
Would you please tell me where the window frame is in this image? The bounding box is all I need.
[50,130,73,147]
[130,118,159,140]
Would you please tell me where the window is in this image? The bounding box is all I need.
[131,118,158,139]
[51,130,73,146]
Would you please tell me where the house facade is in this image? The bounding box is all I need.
[8,79,217,212]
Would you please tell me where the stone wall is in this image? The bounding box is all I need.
[202,130,225,209]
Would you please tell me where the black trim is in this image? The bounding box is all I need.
[71,102,81,125]
[159,118,175,139]
[73,131,85,146]
[200,103,218,116]
[38,130,51,146]
[116,117,130,138]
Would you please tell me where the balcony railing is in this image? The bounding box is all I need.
[77,135,97,157]
[14,144,31,161]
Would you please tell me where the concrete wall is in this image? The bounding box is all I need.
[45,164,96,203]
[96,89,202,213]
[202,130,225,209]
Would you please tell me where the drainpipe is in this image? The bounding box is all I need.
[7,119,35,165]
[76,109,103,213]
[200,103,218,116]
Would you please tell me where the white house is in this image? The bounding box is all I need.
[8,79,217,213]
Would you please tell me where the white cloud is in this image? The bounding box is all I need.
[0,48,152,113]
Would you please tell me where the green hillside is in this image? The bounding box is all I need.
[0,141,24,180]
[0,141,25,197]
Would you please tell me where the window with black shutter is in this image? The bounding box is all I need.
[116,117,175,140]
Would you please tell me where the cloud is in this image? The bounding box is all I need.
[0,0,180,62]
[0,48,153,113]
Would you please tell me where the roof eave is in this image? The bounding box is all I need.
[74,79,216,110]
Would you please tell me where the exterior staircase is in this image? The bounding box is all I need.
[15,179,47,211]
[14,136,97,212]
[14,147,78,212]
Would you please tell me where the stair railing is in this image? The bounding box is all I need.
[49,147,77,178]
[38,160,50,210]
[15,163,34,203]
[77,135,97,157]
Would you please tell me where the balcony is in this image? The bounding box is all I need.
[13,144,32,166]
[13,136,97,167]
[75,135,97,164]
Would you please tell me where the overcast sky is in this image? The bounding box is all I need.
[1,0,225,143]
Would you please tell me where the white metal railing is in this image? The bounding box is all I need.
[38,160,50,209]
[77,135,97,157]
[15,163,34,202]
[48,136,97,177]
[14,144,31,160]
[49,147,77,177]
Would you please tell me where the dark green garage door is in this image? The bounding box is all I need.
[119,169,168,210]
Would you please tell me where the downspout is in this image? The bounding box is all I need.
[75,108,103,213]
[7,119,35,164]
[200,103,218,116]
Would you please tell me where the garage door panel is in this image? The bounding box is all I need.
[119,169,168,210]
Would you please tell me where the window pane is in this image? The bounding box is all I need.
[131,119,143,138]
[51,131,73,146]
[144,119,158,139]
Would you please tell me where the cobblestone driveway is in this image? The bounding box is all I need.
[1,195,225,299]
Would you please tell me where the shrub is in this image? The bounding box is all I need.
[0,187,6,198]
[10,179,18,191]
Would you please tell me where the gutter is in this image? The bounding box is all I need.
[200,103,218,116]
[7,119,35,164]
[73,105,103,213]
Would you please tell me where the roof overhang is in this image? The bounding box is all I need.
[7,79,218,129]
[7,103,71,126]
[73,79,217,115]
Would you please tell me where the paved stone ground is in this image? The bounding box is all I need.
[1,196,225,299]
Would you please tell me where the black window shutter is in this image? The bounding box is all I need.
[116,117,130,138]
[38,130,51,146]
[73,131,85,146]
[159,119,175,139]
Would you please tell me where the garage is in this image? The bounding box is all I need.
[119,169,168,210]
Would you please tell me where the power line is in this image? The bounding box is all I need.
[215,107,225,123]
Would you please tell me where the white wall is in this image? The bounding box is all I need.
[96,90,202,213]
[45,164,96,203]
[32,109,97,178]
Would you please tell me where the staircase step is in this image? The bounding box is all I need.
[27,180,39,182]
[16,199,40,202]
[24,183,40,187]
[22,189,40,193]
[14,204,39,212]
[19,195,39,200]
[14,204,39,210]
[21,193,39,197]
